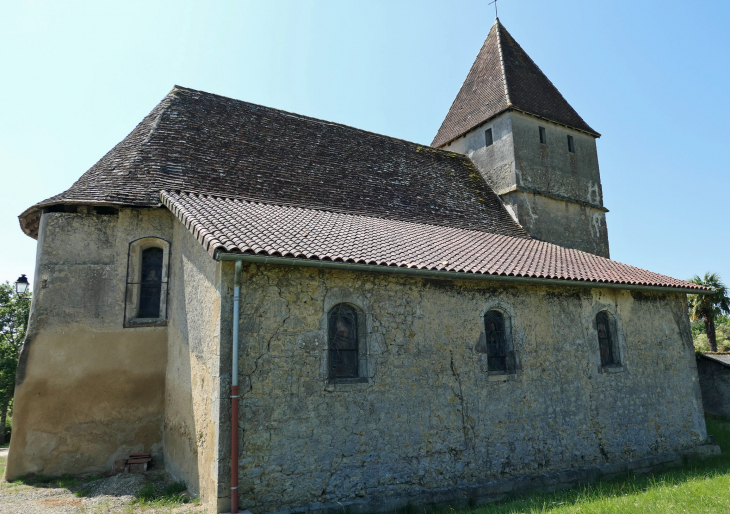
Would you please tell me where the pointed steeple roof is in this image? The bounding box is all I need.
[432,19,598,148]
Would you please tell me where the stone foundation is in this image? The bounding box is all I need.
[268,443,720,514]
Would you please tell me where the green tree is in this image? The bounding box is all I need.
[688,273,730,353]
[0,283,31,444]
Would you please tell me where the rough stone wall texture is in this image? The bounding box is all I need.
[165,217,223,509]
[218,264,706,514]
[510,112,603,207]
[444,112,516,196]
[500,191,609,259]
[697,357,730,417]
[443,111,610,258]
[5,209,173,479]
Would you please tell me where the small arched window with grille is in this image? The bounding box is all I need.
[124,237,170,327]
[328,304,359,379]
[596,311,618,367]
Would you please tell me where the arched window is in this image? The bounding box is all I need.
[328,304,358,379]
[596,311,618,367]
[485,310,508,372]
[138,247,164,318]
[124,237,170,327]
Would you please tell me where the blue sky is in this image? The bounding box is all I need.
[1,0,728,288]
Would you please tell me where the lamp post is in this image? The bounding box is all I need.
[15,274,30,296]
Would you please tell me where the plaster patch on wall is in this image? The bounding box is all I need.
[521,192,538,230]
[590,211,603,239]
[587,182,601,205]
[502,203,520,225]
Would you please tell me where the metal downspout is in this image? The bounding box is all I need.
[230,260,242,513]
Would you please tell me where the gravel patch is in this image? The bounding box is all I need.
[0,456,205,514]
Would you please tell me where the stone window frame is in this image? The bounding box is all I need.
[590,305,626,373]
[477,299,521,381]
[320,289,374,390]
[123,237,171,328]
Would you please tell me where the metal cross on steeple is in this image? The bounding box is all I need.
[488,0,500,19]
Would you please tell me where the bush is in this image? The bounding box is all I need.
[3,411,11,444]
[694,333,711,353]
[691,320,706,338]
[693,317,730,353]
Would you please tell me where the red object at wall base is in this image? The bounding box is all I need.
[231,385,239,514]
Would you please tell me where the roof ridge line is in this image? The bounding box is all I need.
[169,85,460,156]
[495,21,511,106]
[142,94,175,145]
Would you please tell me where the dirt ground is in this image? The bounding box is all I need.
[0,453,207,514]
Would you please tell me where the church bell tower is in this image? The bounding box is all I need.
[433,19,610,258]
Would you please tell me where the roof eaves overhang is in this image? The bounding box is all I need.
[436,106,601,149]
[214,252,711,295]
[18,200,163,239]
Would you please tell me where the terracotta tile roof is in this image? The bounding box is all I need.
[432,19,598,148]
[19,86,527,240]
[161,190,707,291]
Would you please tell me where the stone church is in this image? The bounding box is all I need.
[6,19,716,513]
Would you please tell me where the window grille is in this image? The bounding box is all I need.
[596,311,616,366]
[485,310,507,371]
[328,304,358,379]
[138,248,164,318]
[485,128,493,147]
[123,237,170,327]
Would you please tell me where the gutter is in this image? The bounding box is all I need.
[215,253,709,295]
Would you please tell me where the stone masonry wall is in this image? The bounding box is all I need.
[697,356,730,417]
[499,191,610,259]
[442,111,610,258]
[217,263,707,513]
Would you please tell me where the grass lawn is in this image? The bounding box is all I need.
[465,416,730,514]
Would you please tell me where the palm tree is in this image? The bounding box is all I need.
[688,272,730,352]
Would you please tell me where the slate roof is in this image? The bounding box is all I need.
[701,354,730,368]
[161,190,707,291]
[18,86,528,240]
[432,19,598,148]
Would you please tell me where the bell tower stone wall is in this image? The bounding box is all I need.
[442,110,610,258]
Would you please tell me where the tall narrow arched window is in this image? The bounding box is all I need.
[596,311,618,367]
[124,237,170,327]
[328,304,358,379]
[138,247,163,318]
[485,310,508,372]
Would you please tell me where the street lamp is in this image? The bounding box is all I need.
[15,274,30,295]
